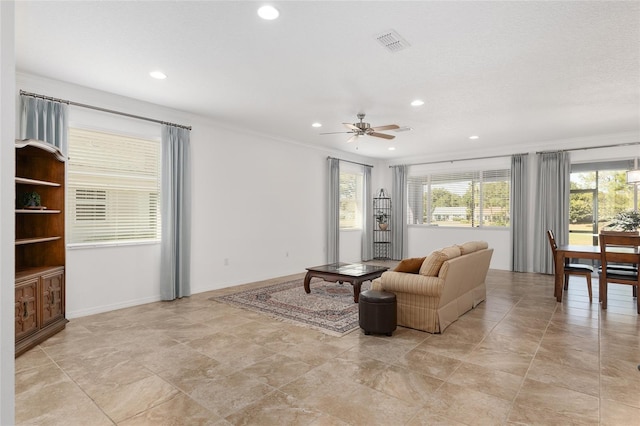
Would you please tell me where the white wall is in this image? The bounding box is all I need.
[0,2,15,423]
[16,73,378,317]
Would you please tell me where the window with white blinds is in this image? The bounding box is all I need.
[340,170,363,229]
[407,169,510,227]
[67,128,161,244]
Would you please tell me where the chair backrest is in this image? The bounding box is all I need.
[600,230,640,236]
[599,233,640,284]
[546,230,558,256]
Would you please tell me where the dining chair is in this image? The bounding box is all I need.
[599,233,640,314]
[599,230,639,299]
[547,230,594,303]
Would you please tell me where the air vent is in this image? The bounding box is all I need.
[393,126,413,133]
[375,30,410,53]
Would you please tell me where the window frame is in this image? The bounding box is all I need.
[407,167,511,229]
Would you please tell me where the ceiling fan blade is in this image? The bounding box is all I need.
[319,131,354,135]
[346,134,359,143]
[369,132,395,140]
[371,124,400,132]
[343,123,360,131]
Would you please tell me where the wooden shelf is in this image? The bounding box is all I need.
[16,236,62,246]
[16,177,61,187]
[16,265,64,281]
[15,209,61,214]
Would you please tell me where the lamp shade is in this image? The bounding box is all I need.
[627,169,640,184]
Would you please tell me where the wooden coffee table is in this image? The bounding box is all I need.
[303,262,389,303]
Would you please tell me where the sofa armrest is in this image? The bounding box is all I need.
[378,271,444,296]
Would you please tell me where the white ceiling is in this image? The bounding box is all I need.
[15,1,640,160]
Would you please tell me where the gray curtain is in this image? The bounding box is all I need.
[327,158,340,263]
[361,165,373,261]
[391,165,408,260]
[160,125,191,300]
[19,95,68,154]
[511,154,529,272]
[534,151,570,274]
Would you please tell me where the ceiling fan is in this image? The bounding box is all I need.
[321,113,400,143]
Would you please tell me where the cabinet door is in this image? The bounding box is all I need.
[15,278,39,342]
[41,270,65,327]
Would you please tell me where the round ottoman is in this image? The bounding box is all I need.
[358,290,397,336]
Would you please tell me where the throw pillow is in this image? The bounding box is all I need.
[419,251,449,276]
[394,257,426,273]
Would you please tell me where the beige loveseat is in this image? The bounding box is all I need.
[372,241,493,333]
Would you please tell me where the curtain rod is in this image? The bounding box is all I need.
[390,152,529,168]
[20,90,192,131]
[327,156,373,168]
[536,141,640,154]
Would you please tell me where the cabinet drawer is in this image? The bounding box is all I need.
[15,278,39,342]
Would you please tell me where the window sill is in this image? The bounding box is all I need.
[67,239,160,250]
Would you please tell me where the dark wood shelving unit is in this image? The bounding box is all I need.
[14,139,67,357]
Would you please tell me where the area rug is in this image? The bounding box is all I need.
[211,278,371,336]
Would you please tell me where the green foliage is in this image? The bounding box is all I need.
[606,210,640,231]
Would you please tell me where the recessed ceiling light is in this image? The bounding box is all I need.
[312,122,322,128]
[469,135,480,140]
[257,5,279,20]
[149,71,167,80]
[388,147,396,151]
[411,100,424,107]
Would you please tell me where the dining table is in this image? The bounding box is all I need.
[554,244,639,302]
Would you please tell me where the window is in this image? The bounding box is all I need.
[569,160,636,245]
[67,128,161,244]
[407,169,510,227]
[340,169,363,229]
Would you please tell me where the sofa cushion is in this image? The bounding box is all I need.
[394,257,426,274]
[419,251,449,276]
[440,245,461,259]
[458,240,489,255]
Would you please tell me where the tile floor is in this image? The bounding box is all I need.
[15,269,640,425]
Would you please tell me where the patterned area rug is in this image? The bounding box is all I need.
[212,278,371,336]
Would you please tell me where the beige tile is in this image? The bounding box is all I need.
[15,269,640,426]
[93,374,180,423]
[224,390,325,425]
[465,346,534,377]
[421,382,512,425]
[526,358,599,397]
[600,399,640,426]
[239,353,314,388]
[447,361,524,401]
[119,393,221,425]
[534,342,600,373]
[56,350,154,399]
[188,371,275,418]
[304,381,420,425]
[508,400,598,425]
[600,357,640,409]
[513,378,599,423]
[397,346,462,380]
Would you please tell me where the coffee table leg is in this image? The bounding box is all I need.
[303,272,313,294]
[352,280,361,303]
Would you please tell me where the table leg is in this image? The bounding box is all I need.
[303,272,313,294]
[352,280,361,303]
[555,252,564,302]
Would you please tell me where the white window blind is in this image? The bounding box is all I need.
[407,168,510,227]
[67,128,161,244]
[340,170,363,229]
